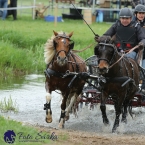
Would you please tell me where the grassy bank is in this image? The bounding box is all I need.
[0,116,68,145]
[0,15,111,78]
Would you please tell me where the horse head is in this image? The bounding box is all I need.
[53,30,74,66]
[94,37,117,75]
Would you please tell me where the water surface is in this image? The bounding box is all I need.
[0,74,145,135]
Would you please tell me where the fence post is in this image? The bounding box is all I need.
[32,0,36,20]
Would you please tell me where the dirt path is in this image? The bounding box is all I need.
[32,125,145,145]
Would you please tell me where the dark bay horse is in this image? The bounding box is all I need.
[44,31,87,128]
[94,38,139,132]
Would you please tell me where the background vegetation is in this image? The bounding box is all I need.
[0,0,112,79]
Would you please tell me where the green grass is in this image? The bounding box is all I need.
[0,115,68,145]
[0,96,18,113]
[0,3,112,78]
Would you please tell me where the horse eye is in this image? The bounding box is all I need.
[108,48,114,54]
[94,49,99,56]
[94,46,100,56]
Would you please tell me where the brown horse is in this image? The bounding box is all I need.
[94,38,139,132]
[44,31,87,128]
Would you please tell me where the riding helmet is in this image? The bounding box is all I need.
[119,7,133,18]
[134,4,145,13]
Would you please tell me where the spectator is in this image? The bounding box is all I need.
[131,0,145,8]
[7,0,17,20]
[0,0,8,20]
[0,10,3,17]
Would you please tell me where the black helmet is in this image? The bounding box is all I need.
[135,4,145,13]
[119,7,133,18]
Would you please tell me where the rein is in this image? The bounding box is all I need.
[68,52,86,64]
[109,44,141,69]
[72,42,96,53]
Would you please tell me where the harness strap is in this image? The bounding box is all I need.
[55,34,70,39]
[44,68,65,78]
[70,53,80,72]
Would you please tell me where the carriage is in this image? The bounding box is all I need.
[63,37,145,132]
[44,31,145,132]
[78,55,145,109]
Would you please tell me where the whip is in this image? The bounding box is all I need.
[70,1,98,36]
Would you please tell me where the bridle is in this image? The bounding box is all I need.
[98,42,118,66]
[53,34,74,58]
[46,33,81,77]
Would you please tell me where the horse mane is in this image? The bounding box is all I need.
[44,31,65,64]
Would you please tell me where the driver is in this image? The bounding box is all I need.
[134,4,145,93]
[95,7,145,60]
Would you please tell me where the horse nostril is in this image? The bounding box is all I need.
[98,67,108,74]
[64,56,67,60]
[57,56,67,62]
[58,56,60,60]
[99,68,104,71]
[60,57,67,61]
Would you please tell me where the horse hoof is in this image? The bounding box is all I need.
[112,119,119,133]
[121,118,127,124]
[112,128,116,133]
[103,118,109,125]
[45,117,52,123]
[64,116,69,121]
[58,124,64,129]
[112,125,119,133]
[104,122,109,126]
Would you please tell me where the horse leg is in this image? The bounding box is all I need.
[44,92,52,123]
[122,85,137,123]
[58,95,67,129]
[44,82,52,123]
[121,99,129,123]
[100,93,109,125]
[112,99,122,133]
[65,93,77,121]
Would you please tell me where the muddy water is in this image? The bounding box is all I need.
[0,74,145,135]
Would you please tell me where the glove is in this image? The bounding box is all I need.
[138,42,144,49]
[94,34,100,42]
[98,35,111,43]
[102,36,111,42]
[78,72,90,80]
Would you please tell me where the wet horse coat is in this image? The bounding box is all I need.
[94,40,139,132]
[44,31,87,128]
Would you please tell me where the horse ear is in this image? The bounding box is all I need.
[68,32,73,38]
[94,44,99,55]
[53,30,58,36]
[110,35,116,44]
[70,41,74,49]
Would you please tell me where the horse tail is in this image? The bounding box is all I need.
[128,80,138,119]
[128,101,133,118]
